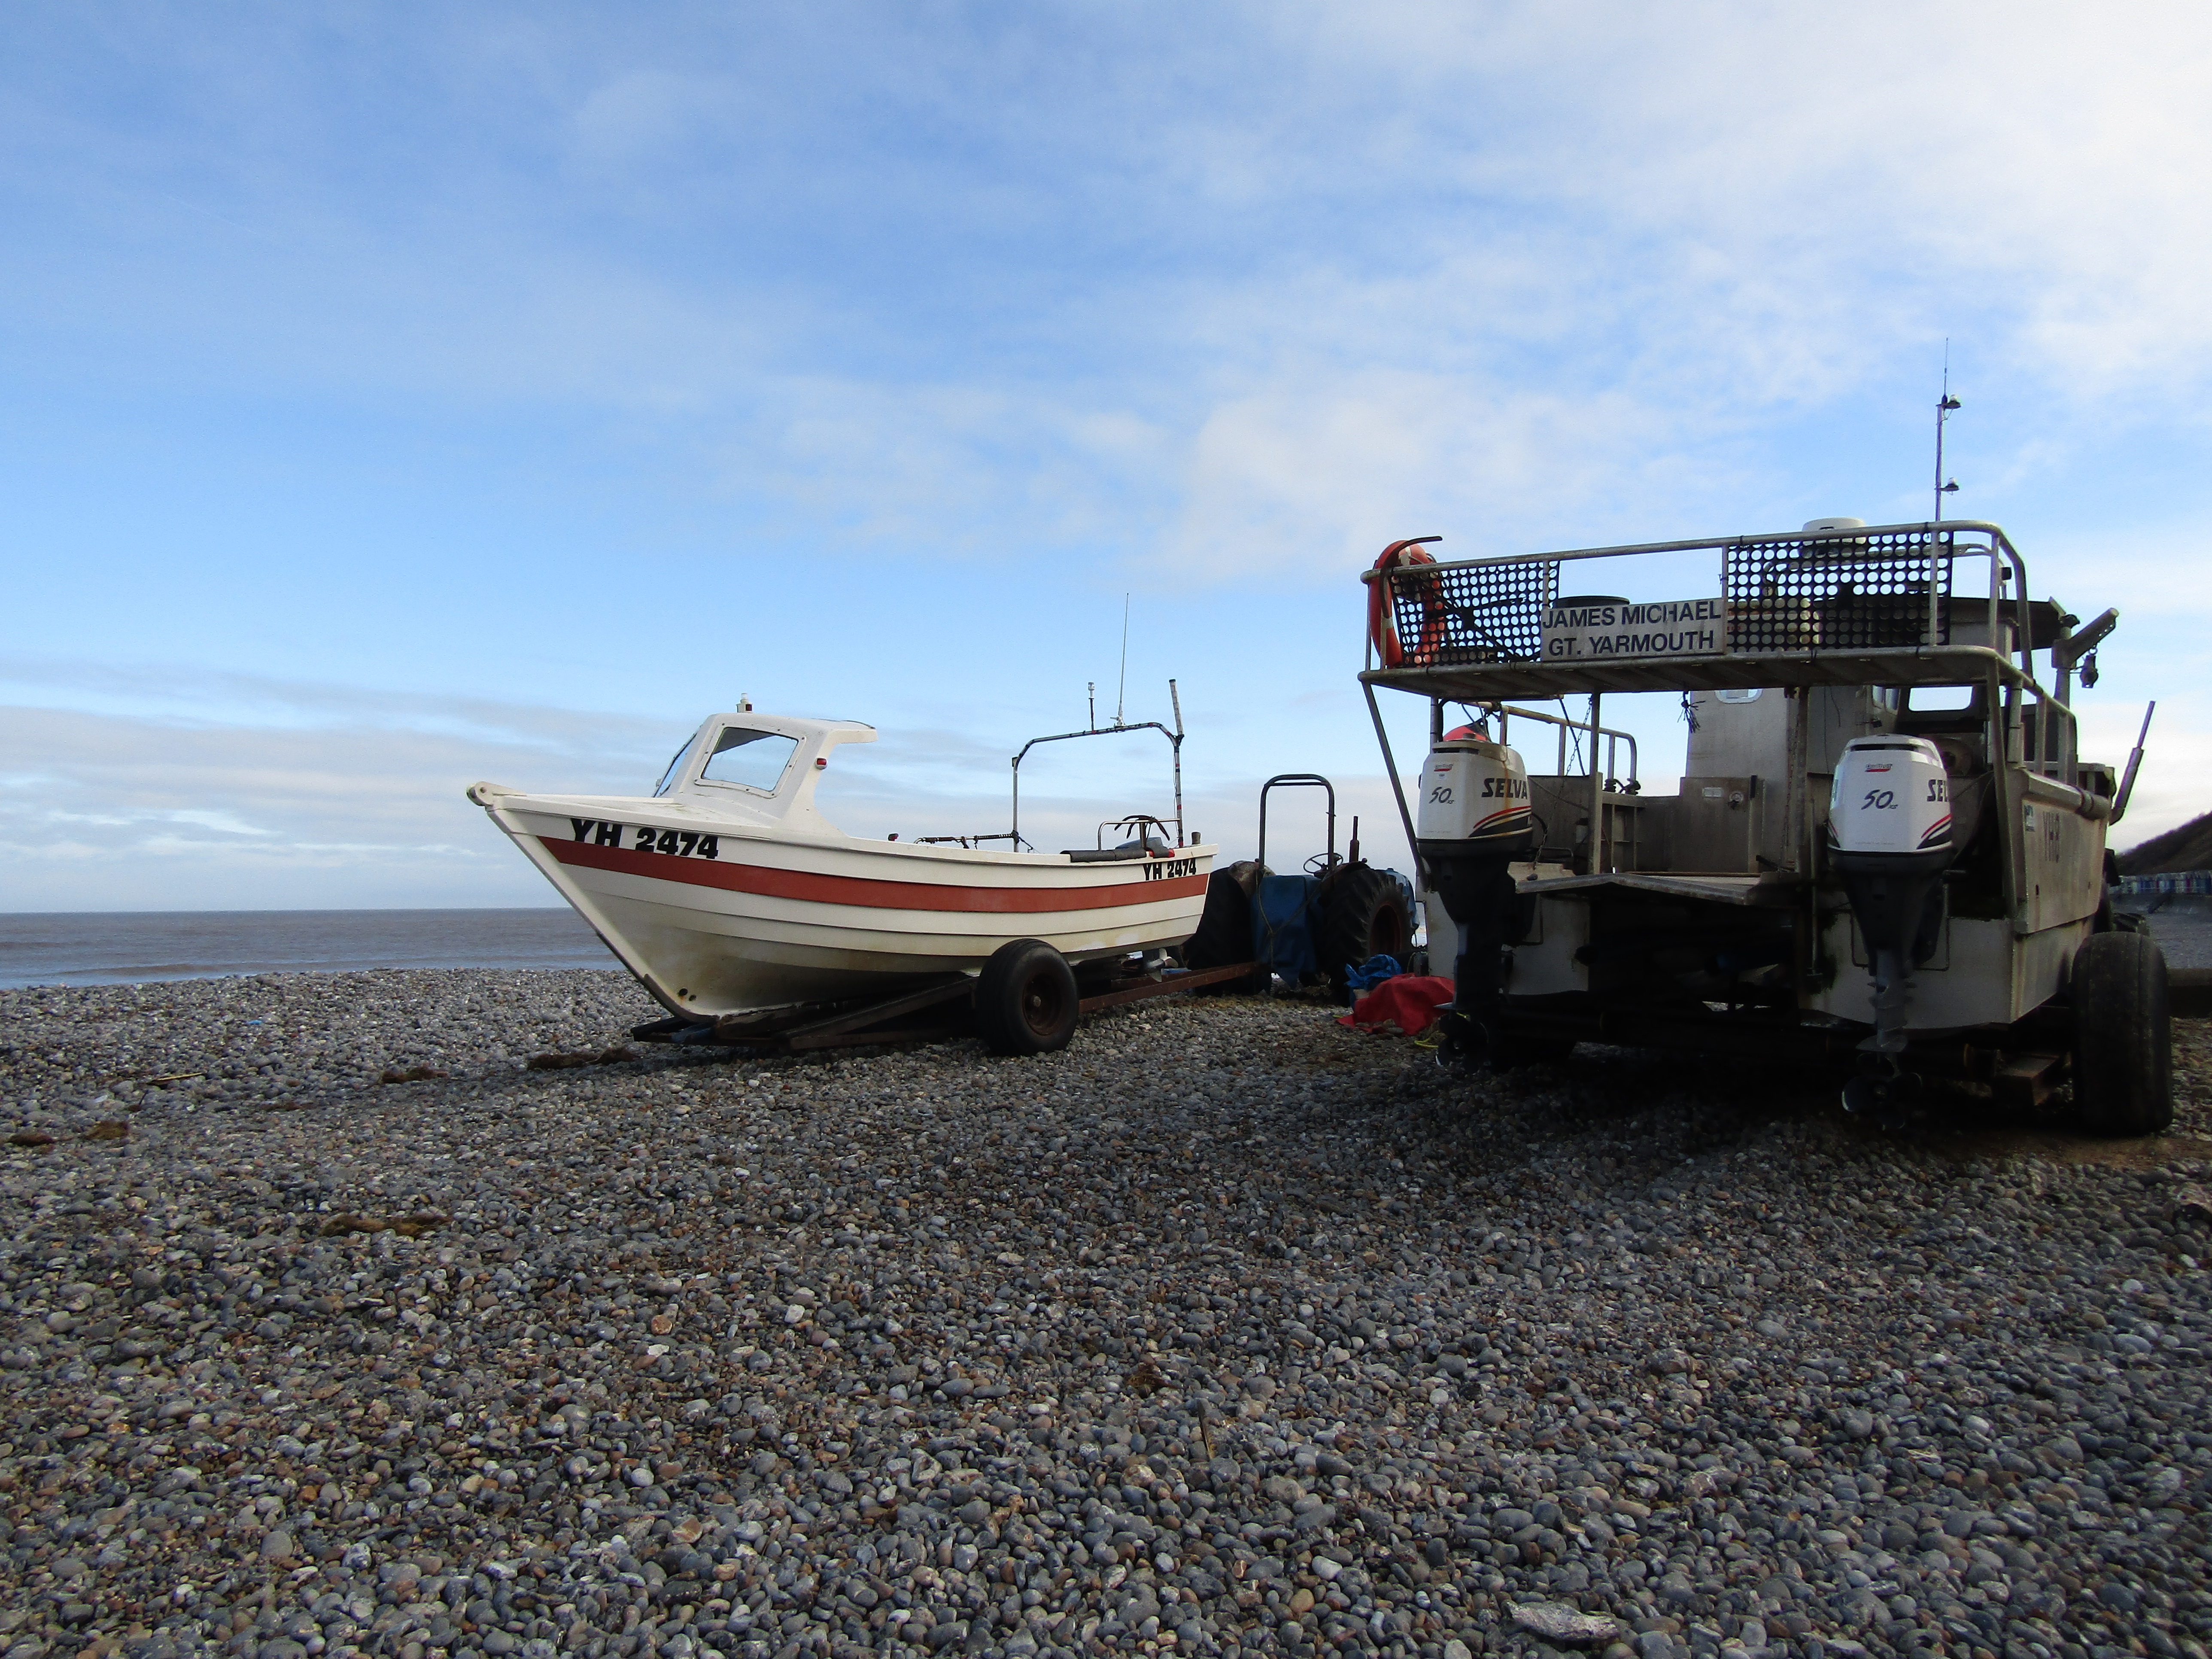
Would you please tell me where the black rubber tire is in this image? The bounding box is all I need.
[975,939,1081,1056]
[1185,867,1266,994]
[1316,864,1415,1005]
[2072,930,2173,1136]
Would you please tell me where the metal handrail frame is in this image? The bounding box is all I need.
[1008,679,1188,851]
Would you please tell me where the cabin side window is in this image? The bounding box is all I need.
[653,738,697,798]
[699,728,800,794]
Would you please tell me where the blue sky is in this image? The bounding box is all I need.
[3,3,2209,909]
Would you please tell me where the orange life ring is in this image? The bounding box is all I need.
[1367,537,1446,667]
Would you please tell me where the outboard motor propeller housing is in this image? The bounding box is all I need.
[1416,730,1533,1049]
[1830,735,1960,1107]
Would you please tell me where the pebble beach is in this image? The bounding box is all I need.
[4,969,2212,1659]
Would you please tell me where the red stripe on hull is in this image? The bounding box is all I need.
[543,838,1208,914]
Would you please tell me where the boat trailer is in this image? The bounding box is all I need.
[630,956,1261,1055]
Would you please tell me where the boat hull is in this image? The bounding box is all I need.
[482,798,1214,1017]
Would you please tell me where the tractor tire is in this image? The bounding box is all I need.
[1316,864,1415,1006]
[975,939,1080,1056]
[2072,930,2173,1136]
[1185,866,1266,994]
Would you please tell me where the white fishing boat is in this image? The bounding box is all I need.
[466,702,1217,1031]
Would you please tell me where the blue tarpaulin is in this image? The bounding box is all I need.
[1252,874,1319,984]
[1344,953,1403,992]
[1241,866,1418,987]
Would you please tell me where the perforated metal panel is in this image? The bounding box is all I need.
[1722,529,1954,654]
[1386,559,1558,666]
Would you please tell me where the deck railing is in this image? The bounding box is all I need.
[1379,523,2002,670]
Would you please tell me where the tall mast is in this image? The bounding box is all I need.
[1934,341,1961,521]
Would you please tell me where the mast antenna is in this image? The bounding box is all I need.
[1934,340,1962,521]
[1115,594,1130,727]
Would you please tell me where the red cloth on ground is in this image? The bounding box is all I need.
[1336,975,1456,1036]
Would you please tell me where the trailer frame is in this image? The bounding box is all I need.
[631,958,1262,1055]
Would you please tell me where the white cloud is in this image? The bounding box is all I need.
[721,377,1174,555]
[1116,2,2212,580]
[0,654,1422,908]
[1267,1,2212,391]
[0,673,676,910]
[8,3,2209,577]
[570,70,746,168]
[1162,373,1697,578]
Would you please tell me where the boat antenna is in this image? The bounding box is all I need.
[1088,681,1096,729]
[1115,594,1131,727]
[1934,340,1962,521]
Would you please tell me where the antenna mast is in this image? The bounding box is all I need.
[1934,341,1962,521]
[1115,594,1130,726]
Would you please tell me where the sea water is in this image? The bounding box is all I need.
[0,909,617,989]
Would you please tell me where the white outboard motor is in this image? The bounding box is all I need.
[1832,737,1954,861]
[1417,729,1534,1049]
[1830,736,1959,1087]
[1417,735,1532,851]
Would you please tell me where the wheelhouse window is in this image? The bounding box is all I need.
[653,737,697,798]
[699,727,799,794]
[1906,684,1975,711]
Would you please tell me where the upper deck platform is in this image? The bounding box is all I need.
[1361,641,2032,700]
[1361,519,2060,700]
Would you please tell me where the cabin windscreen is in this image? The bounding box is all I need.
[653,737,696,797]
[701,728,799,793]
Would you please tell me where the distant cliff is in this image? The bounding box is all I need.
[2118,810,2212,875]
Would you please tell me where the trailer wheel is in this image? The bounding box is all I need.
[1317,865,1414,1005]
[976,939,1080,1055]
[2072,931,2173,1136]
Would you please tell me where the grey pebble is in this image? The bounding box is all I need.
[1,968,2209,1659]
